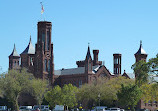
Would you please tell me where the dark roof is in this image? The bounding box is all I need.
[55,65,101,75]
[85,46,92,60]
[135,41,147,55]
[9,44,20,57]
[21,36,35,55]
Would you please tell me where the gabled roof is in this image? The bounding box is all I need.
[135,41,147,55]
[9,44,20,57]
[21,36,35,55]
[122,71,135,79]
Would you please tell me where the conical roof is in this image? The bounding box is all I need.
[135,41,147,55]
[21,36,35,55]
[85,45,92,60]
[9,44,20,57]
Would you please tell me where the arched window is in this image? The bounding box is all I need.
[48,60,50,72]
[44,59,47,71]
[42,31,45,51]
[14,61,16,67]
[46,30,50,50]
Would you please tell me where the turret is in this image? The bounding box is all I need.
[134,41,147,63]
[20,36,35,73]
[9,44,20,70]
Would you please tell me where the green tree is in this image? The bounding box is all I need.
[132,60,149,87]
[45,85,62,108]
[77,76,134,108]
[141,83,158,103]
[30,78,48,107]
[0,69,33,110]
[131,55,158,103]
[148,54,158,77]
[117,84,142,111]
[100,77,134,107]
[45,84,78,109]
[77,83,97,108]
[62,84,78,108]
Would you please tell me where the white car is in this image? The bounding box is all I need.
[19,106,32,111]
[91,106,107,111]
[106,108,121,111]
[33,105,50,111]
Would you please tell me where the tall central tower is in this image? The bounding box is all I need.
[34,21,54,85]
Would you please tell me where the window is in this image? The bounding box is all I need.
[14,61,16,67]
[48,60,50,72]
[42,31,45,51]
[30,57,33,66]
[114,68,116,74]
[114,58,118,64]
[79,80,82,88]
[46,30,50,50]
[44,59,47,71]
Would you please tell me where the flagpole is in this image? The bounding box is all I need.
[40,2,44,21]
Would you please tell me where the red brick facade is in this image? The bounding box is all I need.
[8,21,157,110]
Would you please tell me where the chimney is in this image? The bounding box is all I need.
[93,50,99,65]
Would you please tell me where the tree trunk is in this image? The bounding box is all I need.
[13,99,19,111]
[131,105,135,111]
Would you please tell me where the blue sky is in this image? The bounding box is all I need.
[0,0,158,74]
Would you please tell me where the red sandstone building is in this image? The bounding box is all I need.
[9,21,158,110]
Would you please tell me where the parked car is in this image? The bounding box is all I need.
[0,106,7,111]
[106,108,121,111]
[19,106,32,111]
[53,105,64,111]
[91,106,107,111]
[32,105,50,111]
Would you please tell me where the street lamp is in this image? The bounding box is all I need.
[98,93,101,109]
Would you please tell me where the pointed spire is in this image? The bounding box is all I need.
[135,40,147,55]
[29,35,31,44]
[21,35,35,54]
[86,43,92,60]
[9,44,20,57]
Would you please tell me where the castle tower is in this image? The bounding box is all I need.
[113,53,121,75]
[135,41,147,63]
[20,36,35,73]
[34,21,54,84]
[85,46,93,74]
[9,44,20,70]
